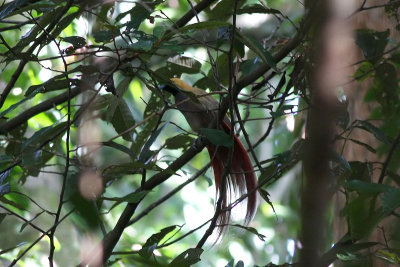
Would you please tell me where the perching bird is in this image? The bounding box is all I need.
[161,78,257,232]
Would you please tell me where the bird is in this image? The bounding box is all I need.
[161,78,257,233]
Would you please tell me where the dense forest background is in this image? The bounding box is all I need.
[0,0,399,266]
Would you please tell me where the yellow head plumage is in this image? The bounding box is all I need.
[170,78,206,95]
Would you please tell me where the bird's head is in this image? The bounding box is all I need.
[160,78,205,97]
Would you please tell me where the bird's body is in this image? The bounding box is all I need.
[162,78,257,231]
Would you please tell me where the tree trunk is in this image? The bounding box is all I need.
[334,1,399,266]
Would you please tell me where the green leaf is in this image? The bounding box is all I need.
[200,128,233,147]
[129,40,153,51]
[139,225,177,258]
[258,188,276,218]
[0,168,12,184]
[381,187,400,214]
[168,248,203,266]
[347,138,376,153]
[153,25,166,38]
[377,250,400,264]
[7,7,59,55]
[344,180,390,195]
[231,224,266,241]
[0,242,27,256]
[330,150,351,172]
[373,63,398,114]
[0,86,44,119]
[344,196,385,239]
[180,21,231,32]
[237,4,281,15]
[0,0,29,20]
[93,30,113,43]
[236,31,276,69]
[1,192,30,211]
[143,93,163,117]
[25,78,78,96]
[65,173,101,229]
[20,211,44,233]
[0,213,6,225]
[49,11,81,42]
[62,36,86,47]
[131,117,158,156]
[73,64,100,74]
[355,29,389,60]
[115,76,132,97]
[354,61,374,81]
[348,161,373,181]
[22,122,67,152]
[7,1,55,16]
[0,168,10,196]
[102,162,161,178]
[330,241,378,261]
[21,122,66,176]
[119,4,151,30]
[139,122,168,163]
[106,98,136,141]
[356,120,390,144]
[102,141,136,159]
[107,191,149,211]
[163,21,231,40]
[226,259,234,267]
[165,135,194,150]
[155,57,202,78]
[21,149,42,169]
[337,252,358,262]
[106,191,148,203]
[270,105,295,119]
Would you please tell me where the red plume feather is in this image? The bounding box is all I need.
[206,121,257,233]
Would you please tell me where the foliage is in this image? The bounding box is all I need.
[0,0,399,266]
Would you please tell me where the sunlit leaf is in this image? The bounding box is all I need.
[140,225,177,258]
[0,241,27,256]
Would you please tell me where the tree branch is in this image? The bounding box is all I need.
[101,137,206,263]
[0,0,75,109]
[0,87,81,134]
[100,4,315,263]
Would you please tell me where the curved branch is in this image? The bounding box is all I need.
[0,87,81,134]
[173,0,217,29]
[101,137,206,263]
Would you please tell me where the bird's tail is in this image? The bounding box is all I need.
[206,122,257,234]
